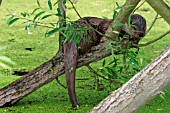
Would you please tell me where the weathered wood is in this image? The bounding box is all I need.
[105,0,140,41]
[146,0,170,24]
[0,41,112,107]
[89,45,170,113]
[0,0,141,107]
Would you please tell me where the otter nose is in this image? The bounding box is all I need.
[138,32,144,37]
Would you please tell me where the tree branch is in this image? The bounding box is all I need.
[68,0,82,19]
[105,0,141,41]
[139,30,170,47]
[146,13,158,34]
[146,0,170,24]
[133,1,146,13]
[89,45,170,113]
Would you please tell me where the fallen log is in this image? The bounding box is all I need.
[0,41,112,107]
[89,45,170,113]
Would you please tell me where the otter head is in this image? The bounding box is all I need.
[123,14,146,44]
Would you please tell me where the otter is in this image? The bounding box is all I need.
[63,14,146,107]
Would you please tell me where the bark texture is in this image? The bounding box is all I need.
[146,0,170,24]
[89,45,170,113]
[105,0,140,41]
[0,0,141,107]
[0,41,112,107]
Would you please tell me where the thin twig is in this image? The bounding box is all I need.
[138,30,170,47]
[56,77,67,89]
[68,0,82,19]
[86,65,109,81]
[68,0,108,38]
[133,1,146,13]
[146,13,158,34]
[30,23,55,28]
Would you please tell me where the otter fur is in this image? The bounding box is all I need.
[63,14,146,107]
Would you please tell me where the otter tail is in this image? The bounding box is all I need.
[63,40,78,107]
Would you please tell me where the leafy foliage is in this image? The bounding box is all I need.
[5,0,144,91]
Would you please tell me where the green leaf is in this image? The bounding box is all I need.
[102,59,106,67]
[48,0,53,10]
[128,15,131,26]
[6,16,14,26]
[100,69,108,76]
[119,66,123,74]
[31,7,40,15]
[34,22,38,29]
[102,16,108,19]
[106,44,111,51]
[41,14,53,20]
[37,0,41,7]
[53,1,59,6]
[114,78,127,83]
[45,28,60,37]
[55,8,62,17]
[6,17,20,26]
[84,38,92,42]
[113,10,117,21]
[34,11,45,21]
[159,93,166,101]
[115,2,124,10]
[63,0,67,5]
[116,23,125,27]
[21,12,29,17]
[105,67,117,76]
[116,2,119,8]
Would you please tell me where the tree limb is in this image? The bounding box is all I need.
[139,30,170,47]
[89,45,170,113]
[133,1,146,13]
[105,0,140,41]
[146,13,158,34]
[145,0,170,24]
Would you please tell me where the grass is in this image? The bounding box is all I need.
[0,0,170,113]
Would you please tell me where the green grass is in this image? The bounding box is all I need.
[0,0,170,113]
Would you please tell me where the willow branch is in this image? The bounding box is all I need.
[68,0,82,19]
[138,30,170,47]
[86,65,109,81]
[146,13,158,34]
[133,1,146,13]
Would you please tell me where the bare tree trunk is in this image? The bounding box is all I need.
[58,0,66,52]
[89,45,170,113]
[146,0,170,24]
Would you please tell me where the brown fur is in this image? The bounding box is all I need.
[63,14,146,107]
